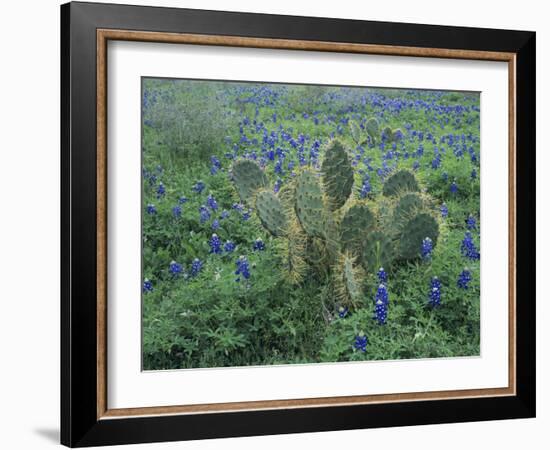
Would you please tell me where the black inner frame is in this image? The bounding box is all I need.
[61,2,536,447]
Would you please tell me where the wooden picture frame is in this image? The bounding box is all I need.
[61,1,535,447]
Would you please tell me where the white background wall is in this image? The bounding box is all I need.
[0,0,545,448]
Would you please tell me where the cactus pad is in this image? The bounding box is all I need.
[335,252,365,308]
[383,170,420,197]
[362,231,395,272]
[231,159,269,203]
[349,120,362,144]
[255,189,288,237]
[365,117,379,142]
[295,170,325,237]
[393,192,424,227]
[398,213,439,260]
[340,204,375,254]
[321,140,354,210]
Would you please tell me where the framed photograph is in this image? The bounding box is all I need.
[61,1,536,447]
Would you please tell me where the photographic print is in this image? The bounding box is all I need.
[141,78,481,371]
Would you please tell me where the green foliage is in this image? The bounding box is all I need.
[362,231,395,272]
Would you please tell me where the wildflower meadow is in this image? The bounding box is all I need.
[141,78,481,370]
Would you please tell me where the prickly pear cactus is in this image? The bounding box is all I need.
[382,126,393,142]
[334,252,365,308]
[383,170,420,197]
[232,159,269,203]
[321,140,354,211]
[392,192,424,226]
[362,231,395,272]
[398,213,439,260]
[349,120,362,145]
[255,189,288,237]
[295,170,325,237]
[365,117,379,143]
[340,203,375,254]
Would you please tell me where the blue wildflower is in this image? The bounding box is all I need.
[460,231,480,260]
[353,332,368,352]
[457,268,472,289]
[199,205,210,224]
[169,260,183,277]
[211,219,220,230]
[190,258,203,277]
[210,155,221,174]
[428,276,442,308]
[207,194,218,210]
[338,306,348,319]
[232,203,244,212]
[192,180,205,194]
[156,182,165,199]
[178,196,188,204]
[209,233,222,254]
[142,279,153,293]
[224,240,236,253]
[235,255,251,281]
[440,203,448,218]
[377,267,387,283]
[220,210,230,219]
[146,204,157,215]
[466,215,477,230]
[421,237,433,260]
[471,168,477,180]
[242,210,251,221]
[374,284,389,325]
[450,180,458,194]
[253,238,265,251]
[172,205,182,218]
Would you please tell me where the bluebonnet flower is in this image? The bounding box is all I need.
[428,276,442,308]
[178,196,188,204]
[210,155,221,174]
[273,178,282,193]
[471,168,477,180]
[142,279,153,293]
[242,210,251,221]
[190,258,203,277]
[421,237,433,260]
[457,268,472,289]
[209,233,222,254]
[440,203,448,218]
[377,267,387,283]
[431,153,441,169]
[374,284,389,325]
[274,159,283,175]
[220,209,230,219]
[338,306,348,319]
[211,219,220,230]
[199,205,210,223]
[172,205,182,218]
[192,180,205,194]
[466,215,477,230]
[207,194,218,210]
[232,203,244,212]
[169,260,183,277]
[442,171,448,182]
[461,231,480,260]
[359,175,371,198]
[253,238,265,251]
[224,240,236,253]
[146,204,157,215]
[235,255,250,281]
[353,332,368,352]
[450,180,458,194]
[156,182,165,199]
[412,160,420,171]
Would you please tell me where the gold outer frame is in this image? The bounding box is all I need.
[96,29,516,420]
